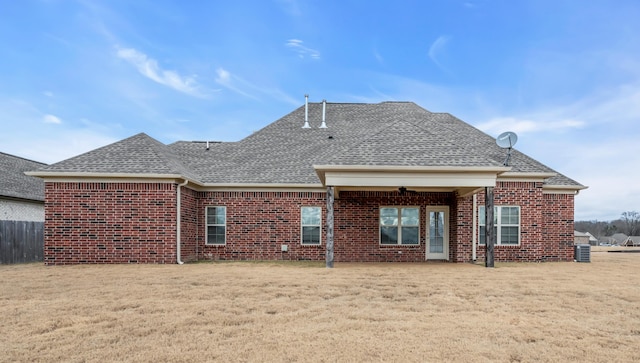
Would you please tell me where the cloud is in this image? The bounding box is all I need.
[477,117,585,135]
[286,39,321,59]
[43,114,62,124]
[116,47,207,98]
[428,35,451,72]
[214,67,299,106]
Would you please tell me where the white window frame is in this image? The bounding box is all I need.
[206,206,226,245]
[379,206,420,245]
[478,205,521,246]
[301,206,322,245]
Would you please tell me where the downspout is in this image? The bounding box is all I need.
[472,194,477,262]
[176,179,189,265]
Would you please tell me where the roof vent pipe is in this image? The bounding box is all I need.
[319,99,327,128]
[206,141,210,150]
[302,94,311,128]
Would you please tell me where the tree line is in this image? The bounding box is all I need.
[575,211,640,237]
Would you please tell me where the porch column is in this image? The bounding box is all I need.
[326,186,334,268]
[485,186,495,268]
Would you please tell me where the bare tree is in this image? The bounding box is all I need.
[620,211,640,236]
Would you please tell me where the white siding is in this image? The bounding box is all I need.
[0,199,44,222]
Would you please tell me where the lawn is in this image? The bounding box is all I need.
[1,251,639,362]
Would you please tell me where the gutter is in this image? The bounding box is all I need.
[176,179,189,264]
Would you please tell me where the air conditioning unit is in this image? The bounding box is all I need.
[574,244,590,263]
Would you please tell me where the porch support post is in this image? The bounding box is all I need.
[326,186,334,268]
[485,186,495,268]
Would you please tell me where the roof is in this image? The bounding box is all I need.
[29,102,585,189]
[0,152,47,202]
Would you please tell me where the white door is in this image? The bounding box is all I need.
[426,206,449,260]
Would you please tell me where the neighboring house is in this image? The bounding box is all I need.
[622,237,640,247]
[611,233,629,246]
[597,236,616,246]
[27,101,587,265]
[0,152,46,221]
[574,231,590,245]
[0,152,46,263]
[585,232,598,246]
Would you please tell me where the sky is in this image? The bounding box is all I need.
[1,0,639,221]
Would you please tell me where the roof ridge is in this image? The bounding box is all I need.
[0,151,48,166]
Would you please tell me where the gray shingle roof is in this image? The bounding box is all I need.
[31,102,584,189]
[0,152,46,201]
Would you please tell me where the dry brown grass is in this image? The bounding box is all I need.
[2,251,640,363]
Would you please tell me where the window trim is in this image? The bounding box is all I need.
[205,206,227,246]
[301,206,322,245]
[478,205,521,246]
[379,206,421,246]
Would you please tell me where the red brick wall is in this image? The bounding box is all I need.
[44,182,177,265]
[180,187,199,262]
[199,191,327,261]
[199,190,457,262]
[475,182,574,262]
[43,181,575,264]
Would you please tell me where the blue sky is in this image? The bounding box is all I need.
[1,0,639,221]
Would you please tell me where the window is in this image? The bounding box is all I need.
[301,206,322,245]
[380,207,420,245]
[206,206,226,245]
[479,206,520,245]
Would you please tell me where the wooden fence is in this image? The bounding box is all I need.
[0,220,44,264]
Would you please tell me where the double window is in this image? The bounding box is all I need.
[206,206,226,245]
[301,206,322,245]
[479,206,520,245]
[380,207,420,245]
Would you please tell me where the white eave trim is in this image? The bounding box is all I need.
[543,184,589,194]
[25,172,195,184]
[497,171,557,181]
[313,164,511,189]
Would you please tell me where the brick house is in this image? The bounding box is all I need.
[28,101,586,265]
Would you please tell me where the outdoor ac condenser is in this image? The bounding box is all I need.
[574,244,591,263]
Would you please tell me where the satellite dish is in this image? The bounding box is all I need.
[496,131,518,149]
[496,131,518,166]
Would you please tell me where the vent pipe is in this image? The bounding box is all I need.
[206,141,210,150]
[302,94,311,128]
[319,99,327,128]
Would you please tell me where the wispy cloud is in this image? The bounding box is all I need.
[215,68,258,99]
[116,47,208,98]
[215,67,299,106]
[277,0,302,17]
[477,117,585,135]
[428,35,451,72]
[43,114,62,124]
[286,39,321,59]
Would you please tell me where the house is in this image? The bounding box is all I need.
[574,231,590,245]
[0,152,46,221]
[0,152,47,263]
[575,231,598,246]
[27,101,586,265]
[611,233,629,246]
[622,236,640,247]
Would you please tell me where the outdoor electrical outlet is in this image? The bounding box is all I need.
[281,244,288,252]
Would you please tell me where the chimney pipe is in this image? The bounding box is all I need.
[302,94,311,128]
[319,99,327,128]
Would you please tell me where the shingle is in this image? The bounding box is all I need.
[0,152,46,201]
[33,102,585,189]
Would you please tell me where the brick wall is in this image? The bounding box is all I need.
[199,191,327,261]
[199,190,457,262]
[44,182,177,265]
[475,182,574,262]
[43,181,575,264]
